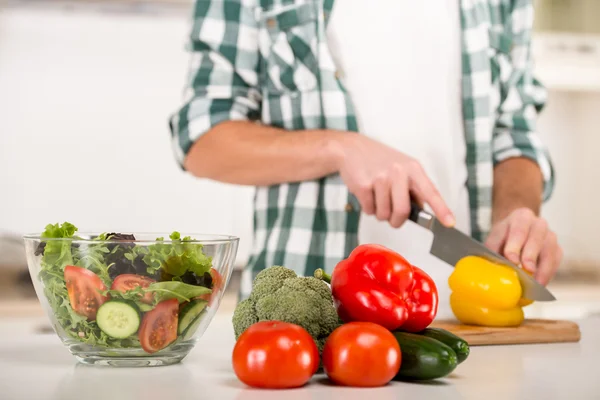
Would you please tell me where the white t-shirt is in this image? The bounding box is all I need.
[326,0,470,319]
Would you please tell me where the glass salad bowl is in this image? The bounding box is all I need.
[23,222,239,367]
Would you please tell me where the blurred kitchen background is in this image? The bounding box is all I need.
[0,0,599,319]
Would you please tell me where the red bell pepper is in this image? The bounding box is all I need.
[316,244,438,332]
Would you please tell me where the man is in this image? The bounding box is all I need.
[169,0,562,316]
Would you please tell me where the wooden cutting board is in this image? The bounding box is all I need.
[430,319,581,346]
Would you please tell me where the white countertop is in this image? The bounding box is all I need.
[0,312,598,400]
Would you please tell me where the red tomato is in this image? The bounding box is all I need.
[111,274,155,304]
[198,268,223,304]
[64,265,108,320]
[232,321,319,389]
[402,266,439,332]
[323,322,401,387]
[138,299,179,354]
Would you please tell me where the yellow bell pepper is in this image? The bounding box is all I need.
[448,256,534,327]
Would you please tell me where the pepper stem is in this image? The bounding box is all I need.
[314,269,331,284]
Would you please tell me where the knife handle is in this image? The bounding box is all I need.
[409,201,435,230]
[409,201,422,224]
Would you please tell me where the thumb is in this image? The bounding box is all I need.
[485,220,509,253]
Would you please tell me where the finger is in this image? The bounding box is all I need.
[389,171,410,228]
[355,184,375,216]
[502,209,535,265]
[485,219,509,253]
[373,176,392,221]
[535,232,561,285]
[408,162,455,227]
[520,218,549,273]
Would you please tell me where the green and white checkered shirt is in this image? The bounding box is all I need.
[169,0,555,299]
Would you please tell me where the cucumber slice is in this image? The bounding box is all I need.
[178,299,208,335]
[182,310,207,341]
[96,300,140,339]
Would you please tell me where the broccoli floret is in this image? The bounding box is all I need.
[249,265,297,301]
[231,298,258,336]
[232,266,341,353]
[254,265,297,284]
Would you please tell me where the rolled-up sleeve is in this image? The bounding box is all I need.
[169,0,262,169]
[492,2,555,202]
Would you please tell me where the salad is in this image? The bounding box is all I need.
[35,222,223,354]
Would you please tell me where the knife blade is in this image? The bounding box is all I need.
[408,202,555,301]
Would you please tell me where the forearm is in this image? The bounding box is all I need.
[492,157,543,224]
[183,121,347,186]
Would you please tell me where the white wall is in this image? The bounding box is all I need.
[537,91,600,265]
[1,2,599,268]
[0,3,255,267]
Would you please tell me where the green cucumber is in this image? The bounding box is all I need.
[96,300,140,339]
[182,310,207,341]
[392,331,458,381]
[178,299,208,335]
[419,327,470,364]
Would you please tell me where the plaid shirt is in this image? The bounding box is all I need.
[169,0,555,298]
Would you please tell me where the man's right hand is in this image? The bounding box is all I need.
[186,122,454,229]
[333,133,455,229]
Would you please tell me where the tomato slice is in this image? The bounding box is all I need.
[111,274,155,304]
[64,265,108,321]
[197,268,223,304]
[138,299,179,354]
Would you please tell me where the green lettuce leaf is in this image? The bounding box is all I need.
[104,286,145,302]
[40,222,77,269]
[103,287,154,312]
[145,281,211,304]
[141,231,212,277]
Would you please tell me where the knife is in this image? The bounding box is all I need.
[408,202,555,301]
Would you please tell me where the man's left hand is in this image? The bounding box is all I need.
[485,207,563,285]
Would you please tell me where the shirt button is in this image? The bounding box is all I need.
[266,18,276,28]
[249,90,261,103]
[345,203,353,212]
[334,70,343,79]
